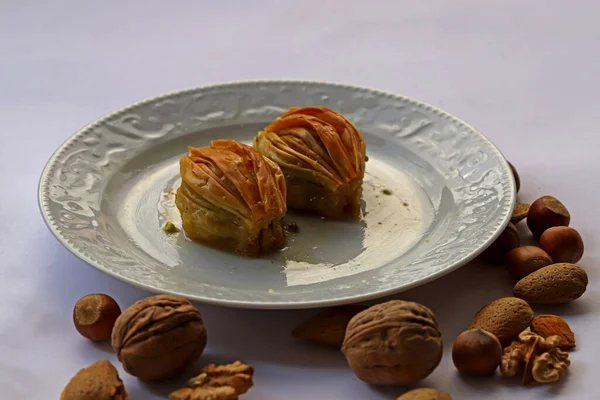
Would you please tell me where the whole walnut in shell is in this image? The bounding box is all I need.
[111,294,207,381]
[342,300,443,385]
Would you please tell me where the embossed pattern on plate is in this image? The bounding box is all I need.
[38,81,515,309]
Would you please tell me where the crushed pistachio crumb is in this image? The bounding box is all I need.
[382,189,392,195]
[163,221,180,234]
[268,289,275,293]
[285,221,299,233]
[365,155,369,162]
[403,202,409,207]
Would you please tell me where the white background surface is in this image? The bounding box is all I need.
[1,1,599,399]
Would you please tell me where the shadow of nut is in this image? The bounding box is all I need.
[111,294,207,381]
[342,300,443,386]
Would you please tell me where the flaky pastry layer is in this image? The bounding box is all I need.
[175,140,287,256]
[254,106,366,218]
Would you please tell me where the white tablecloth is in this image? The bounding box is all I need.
[2,1,599,398]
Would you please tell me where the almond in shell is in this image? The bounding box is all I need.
[292,305,367,347]
[468,297,534,343]
[61,360,128,400]
[513,263,588,304]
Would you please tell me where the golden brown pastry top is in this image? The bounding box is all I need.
[253,106,366,190]
[180,140,286,221]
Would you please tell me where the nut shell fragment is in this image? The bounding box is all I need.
[531,314,576,349]
[111,294,207,381]
[508,162,520,193]
[397,388,452,400]
[342,300,443,385]
[60,360,128,400]
[511,203,530,224]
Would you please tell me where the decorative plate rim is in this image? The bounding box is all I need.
[38,79,516,309]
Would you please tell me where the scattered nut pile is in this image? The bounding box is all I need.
[452,163,587,387]
[291,162,588,397]
[60,162,587,399]
[63,293,254,400]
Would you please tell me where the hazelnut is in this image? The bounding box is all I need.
[452,329,502,376]
[539,226,584,263]
[112,294,207,381]
[508,161,520,193]
[527,196,570,237]
[73,294,121,341]
[505,246,553,280]
[481,223,520,263]
[342,300,443,386]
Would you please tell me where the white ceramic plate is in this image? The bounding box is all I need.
[39,81,515,309]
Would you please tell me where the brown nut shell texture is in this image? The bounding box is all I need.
[342,300,443,386]
[397,388,452,400]
[452,329,502,376]
[170,361,254,400]
[111,294,207,381]
[508,161,520,193]
[60,360,128,400]
[513,263,588,304]
[511,203,530,224]
[468,297,534,343]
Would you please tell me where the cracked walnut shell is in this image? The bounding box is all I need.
[342,300,443,385]
[111,294,207,381]
[60,360,127,400]
[170,361,254,400]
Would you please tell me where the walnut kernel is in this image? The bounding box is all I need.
[170,361,254,400]
[500,331,569,385]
